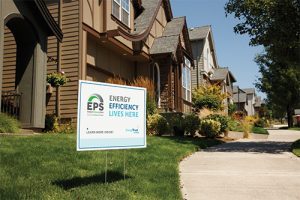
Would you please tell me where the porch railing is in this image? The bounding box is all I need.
[1,90,21,119]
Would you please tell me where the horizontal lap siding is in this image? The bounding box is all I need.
[2,27,16,92]
[46,0,80,124]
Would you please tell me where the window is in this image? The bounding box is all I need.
[182,57,191,102]
[112,0,130,27]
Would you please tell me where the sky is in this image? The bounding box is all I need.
[170,0,266,98]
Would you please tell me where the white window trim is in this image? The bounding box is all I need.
[182,57,192,102]
[112,0,130,27]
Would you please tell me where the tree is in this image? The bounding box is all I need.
[225,0,300,127]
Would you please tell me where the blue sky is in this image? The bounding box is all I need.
[170,0,266,98]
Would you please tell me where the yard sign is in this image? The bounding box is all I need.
[77,80,147,151]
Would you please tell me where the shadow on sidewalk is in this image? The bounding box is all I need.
[203,141,292,154]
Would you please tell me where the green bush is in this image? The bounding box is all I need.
[228,103,237,115]
[161,113,185,136]
[0,113,20,133]
[146,96,157,117]
[44,114,75,134]
[252,126,268,134]
[147,114,169,136]
[228,119,243,132]
[254,117,268,128]
[193,95,222,111]
[205,114,229,133]
[183,113,200,136]
[200,119,221,138]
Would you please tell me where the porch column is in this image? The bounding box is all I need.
[0,1,3,109]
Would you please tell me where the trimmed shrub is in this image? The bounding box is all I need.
[228,103,237,115]
[200,119,221,138]
[183,113,200,136]
[205,114,229,134]
[228,119,243,132]
[0,113,20,133]
[147,114,169,136]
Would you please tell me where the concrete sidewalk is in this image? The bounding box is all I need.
[180,130,300,200]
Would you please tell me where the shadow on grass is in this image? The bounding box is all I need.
[52,170,130,190]
[163,136,224,149]
[203,141,293,154]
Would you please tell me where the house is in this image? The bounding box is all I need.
[243,88,256,116]
[0,0,63,128]
[233,86,247,114]
[188,25,236,114]
[210,67,236,114]
[189,25,218,87]
[1,0,194,129]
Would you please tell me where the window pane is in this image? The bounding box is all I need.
[122,10,129,26]
[187,68,191,89]
[122,0,129,12]
[113,1,120,19]
[182,66,186,88]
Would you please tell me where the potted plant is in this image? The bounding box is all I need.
[47,70,69,89]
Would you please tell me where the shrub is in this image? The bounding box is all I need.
[147,114,169,136]
[0,113,20,133]
[106,75,128,85]
[183,113,200,136]
[205,114,229,134]
[228,103,237,115]
[232,111,246,120]
[200,119,221,138]
[161,113,185,136]
[228,119,243,132]
[252,126,268,134]
[241,120,251,138]
[254,117,268,128]
[192,84,227,111]
[44,114,74,134]
[47,71,69,87]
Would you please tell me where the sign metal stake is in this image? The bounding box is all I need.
[123,150,126,180]
[105,151,108,184]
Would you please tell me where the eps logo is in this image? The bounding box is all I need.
[87,94,104,116]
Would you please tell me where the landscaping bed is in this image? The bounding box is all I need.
[0,134,222,199]
[291,139,300,157]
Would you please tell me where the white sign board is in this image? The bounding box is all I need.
[77,80,147,151]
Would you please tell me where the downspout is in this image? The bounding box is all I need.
[56,0,62,118]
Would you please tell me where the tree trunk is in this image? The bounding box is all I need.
[287,105,293,128]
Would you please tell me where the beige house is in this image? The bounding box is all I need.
[0,0,62,128]
[0,0,194,128]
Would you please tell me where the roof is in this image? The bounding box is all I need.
[233,93,247,103]
[210,68,237,83]
[150,35,179,54]
[150,17,185,55]
[243,88,256,95]
[134,0,161,34]
[233,86,246,94]
[188,26,210,41]
[32,0,63,42]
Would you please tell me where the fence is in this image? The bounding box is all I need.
[1,90,21,119]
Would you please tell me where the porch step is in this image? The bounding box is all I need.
[20,129,34,134]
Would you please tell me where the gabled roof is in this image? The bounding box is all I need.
[150,17,186,55]
[233,86,246,94]
[210,68,237,82]
[188,25,210,41]
[233,93,247,103]
[32,0,63,42]
[112,0,173,42]
[243,88,256,95]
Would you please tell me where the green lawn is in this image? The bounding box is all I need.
[0,134,222,200]
[291,139,300,157]
[289,127,300,131]
[251,126,269,135]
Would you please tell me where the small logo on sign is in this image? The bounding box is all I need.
[87,94,104,116]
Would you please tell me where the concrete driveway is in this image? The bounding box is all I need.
[180,130,300,200]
